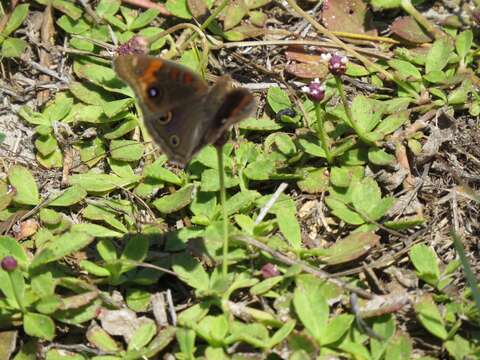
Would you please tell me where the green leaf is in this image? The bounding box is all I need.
[30,231,94,268]
[455,30,473,60]
[244,159,275,180]
[409,243,440,286]
[86,324,120,352]
[351,95,384,133]
[0,267,25,309]
[40,208,62,225]
[200,168,238,192]
[312,232,380,265]
[176,328,196,359]
[23,313,55,340]
[425,38,453,74]
[144,161,182,185]
[375,110,409,136]
[297,167,329,194]
[330,166,364,188]
[369,0,401,10]
[250,276,283,295]
[385,333,413,360]
[267,320,296,348]
[71,223,123,238]
[110,140,144,162]
[1,37,27,57]
[172,253,209,292]
[276,208,301,249]
[129,9,160,30]
[448,80,472,105]
[18,106,49,126]
[69,172,139,193]
[35,294,62,314]
[56,15,90,34]
[126,288,151,312]
[274,133,296,156]
[43,93,73,122]
[152,184,194,214]
[238,117,282,131]
[80,260,110,277]
[368,147,396,165]
[267,87,292,113]
[97,239,118,262]
[96,0,121,17]
[2,4,29,37]
[223,0,249,30]
[388,59,422,81]
[8,165,40,205]
[195,315,228,346]
[0,236,28,267]
[414,295,448,340]
[35,134,58,157]
[50,0,83,19]
[165,0,192,19]
[121,234,149,264]
[323,314,354,345]
[293,278,329,343]
[352,177,393,221]
[48,186,87,207]
[225,190,260,216]
[127,321,157,351]
[325,196,364,225]
[69,81,114,105]
[444,335,473,360]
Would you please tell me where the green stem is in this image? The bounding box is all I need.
[315,104,332,164]
[217,146,229,276]
[9,272,25,313]
[450,229,480,315]
[334,76,374,146]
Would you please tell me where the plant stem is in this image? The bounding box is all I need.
[217,146,229,277]
[9,272,25,313]
[314,104,332,164]
[450,229,480,315]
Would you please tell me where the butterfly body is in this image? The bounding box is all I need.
[113,55,255,166]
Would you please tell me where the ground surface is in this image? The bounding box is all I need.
[0,0,479,359]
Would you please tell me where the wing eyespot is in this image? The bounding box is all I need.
[148,86,160,98]
[170,135,180,147]
[158,111,172,125]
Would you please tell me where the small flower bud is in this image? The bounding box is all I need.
[328,53,349,76]
[1,256,17,272]
[301,78,326,103]
[261,263,280,278]
[117,35,148,56]
[472,9,480,25]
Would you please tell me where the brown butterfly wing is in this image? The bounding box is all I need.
[114,55,214,164]
[196,76,256,152]
[114,56,255,165]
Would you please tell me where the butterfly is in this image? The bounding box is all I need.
[113,55,255,166]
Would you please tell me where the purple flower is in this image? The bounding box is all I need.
[301,78,326,103]
[325,53,349,76]
[473,9,480,25]
[261,263,280,278]
[1,256,17,272]
[117,35,148,56]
